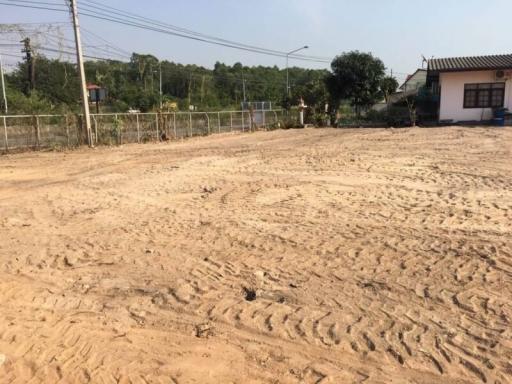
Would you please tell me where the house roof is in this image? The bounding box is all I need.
[428,54,512,72]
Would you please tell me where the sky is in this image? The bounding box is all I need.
[1,0,512,84]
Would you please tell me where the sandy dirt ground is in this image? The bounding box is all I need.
[0,127,511,384]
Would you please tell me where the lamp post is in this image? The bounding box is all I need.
[153,63,163,109]
[286,45,308,98]
[159,62,162,109]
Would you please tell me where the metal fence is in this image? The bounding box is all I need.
[0,109,291,152]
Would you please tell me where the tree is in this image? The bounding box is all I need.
[326,51,386,116]
[380,76,399,104]
[5,52,331,114]
[405,95,417,127]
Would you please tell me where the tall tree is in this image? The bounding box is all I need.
[5,53,333,114]
[326,51,386,116]
[380,75,399,104]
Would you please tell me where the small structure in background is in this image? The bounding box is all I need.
[241,101,272,128]
[399,69,427,93]
[87,84,107,114]
[380,69,427,108]
[427,54,512,124]
[241,101,272,111]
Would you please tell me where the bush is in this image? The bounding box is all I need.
[311,112,329,127]
[363,106,411,127]
[110,116,123,144]
[111,100,129,113]
[6,89,55,115]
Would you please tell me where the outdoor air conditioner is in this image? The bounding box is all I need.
[495,70,512,81]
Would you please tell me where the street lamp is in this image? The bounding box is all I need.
[153,63,163,109]
[158,62,162,109]
[286,45,308,97]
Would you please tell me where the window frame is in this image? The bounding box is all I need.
[463,82,505,109]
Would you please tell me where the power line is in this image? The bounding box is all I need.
[7,0,65,6]
[0,1,67,12]
[79,9,331,63]
[80,26,131,56]
[36,46,122,61]
[0,21,69,25]
[0,0,332,63]
[0,51,24,58]
[80,0,331,62]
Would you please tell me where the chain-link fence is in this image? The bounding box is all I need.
[1,109,291,152]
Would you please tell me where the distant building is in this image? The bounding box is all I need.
[86,84,106,102]
[399,69,427,92]
[427,54,512,122]
[372,69,426,111]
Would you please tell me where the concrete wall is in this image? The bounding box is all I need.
[439,70,512,122]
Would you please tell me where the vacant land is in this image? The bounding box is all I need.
[0,127,511,383]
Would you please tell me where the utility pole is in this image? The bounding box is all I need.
[0,54,7,114]
[241,67,246,102]
[187,72,192,110]
[200,74,205,106]
[69,0,92,147]
[159,62,163,109]
[21,38,35,94]
[286,55,289,98]
[242,79,247,103]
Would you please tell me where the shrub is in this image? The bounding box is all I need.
[110,116,123,145]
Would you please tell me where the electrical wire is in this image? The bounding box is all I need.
[80,0,331,61]
[0,0,332,63]
[79,9,331,63]
[0,1,67,12]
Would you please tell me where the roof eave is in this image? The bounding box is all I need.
[429,66,512,74]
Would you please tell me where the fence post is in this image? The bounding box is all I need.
[155,113,159,142]
[230,112,233,132]
[3,116,7,152]
[173,112,177,139]
[65,115,70,147]
[241,111,245,132]
[35,115,40,148]
[217,112,221,133]
[136,114,140,143]
[92,115,98,145]
[205,113,210,135]
[189,113,192,137]
[120,115,124,145]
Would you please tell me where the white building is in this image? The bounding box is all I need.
[399,69,427,92]
[427,54,512,122]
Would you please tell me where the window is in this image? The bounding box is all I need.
[464,83,505,108]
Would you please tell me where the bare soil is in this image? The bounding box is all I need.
[0,127,511,383]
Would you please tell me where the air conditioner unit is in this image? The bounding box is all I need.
[495,70,512,81]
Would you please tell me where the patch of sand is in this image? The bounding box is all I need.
[0,127,511,383]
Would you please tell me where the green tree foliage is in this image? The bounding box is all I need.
[4,50,395,120]
[380,75,399,103]
[4,53,331,114]
[326,51,386,116]
[4,89,55,114]
[7,57,80,110]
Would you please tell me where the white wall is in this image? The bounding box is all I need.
[401,70,427,92]
[439,70,512,122]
